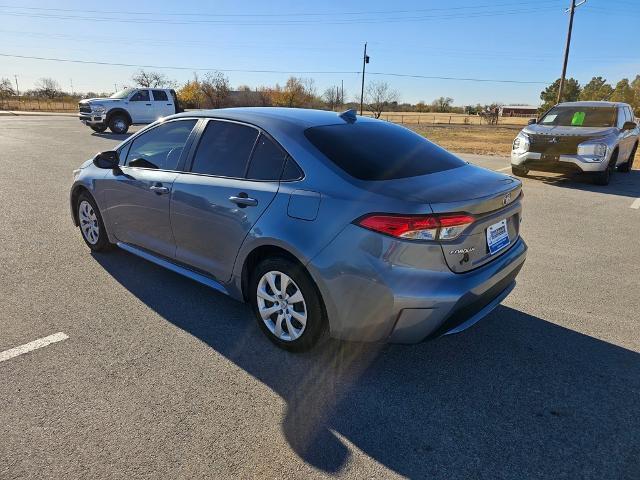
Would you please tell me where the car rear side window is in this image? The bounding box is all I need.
[152,90,168,101]
[190,120,259,178]
[246,134,287,181]
[125,119,197,170]
[304,122,466,181]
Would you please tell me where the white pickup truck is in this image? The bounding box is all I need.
[78,87,181,134]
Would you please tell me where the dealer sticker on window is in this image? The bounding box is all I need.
[486,219,510,255]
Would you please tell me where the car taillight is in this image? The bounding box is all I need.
[356,213,474,241]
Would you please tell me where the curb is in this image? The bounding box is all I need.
[0,111,76,117]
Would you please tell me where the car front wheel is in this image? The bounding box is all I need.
[594,152,617,185]
[77,192,113,252]
[90,124,107,133]
[511,165,528,177]
[619,143,637,173]
[108,114,130,134]
[249,257,326,352]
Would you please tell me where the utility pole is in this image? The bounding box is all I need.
[557,0,586,103]
[359,42,369,116]
[341,79,344,105]
[70,78,74,96]
[14,75,19,97]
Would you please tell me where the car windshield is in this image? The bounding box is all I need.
[539,106,617,128]
[304,121,466,181]
[109,88,136,99]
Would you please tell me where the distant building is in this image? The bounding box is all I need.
[499,105,538,117]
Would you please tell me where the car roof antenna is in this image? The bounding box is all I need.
[338,109,357,123]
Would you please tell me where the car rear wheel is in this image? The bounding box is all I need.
[90,124,107,133]
[619,143,637,173]
[511,165,528,177]
[77,192,113,252]
[249,257,326,352]
[108,114,130,134]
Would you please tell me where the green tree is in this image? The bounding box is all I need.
[629,75,640,115]
[609,78,635,105]
[579,76,613,101]
[540,78,581,111]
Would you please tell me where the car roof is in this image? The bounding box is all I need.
[556,101,625,108]
[170,107,375,131]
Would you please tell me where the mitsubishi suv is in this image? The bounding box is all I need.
[511,101,638,185]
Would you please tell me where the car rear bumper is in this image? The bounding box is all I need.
[307,224,528,344]
[511,151,607,173]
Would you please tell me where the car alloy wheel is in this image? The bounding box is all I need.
[78,200,100,245]
[256,270,307,342]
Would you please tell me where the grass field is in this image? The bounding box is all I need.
[367,111,532,127]
[408,124,520,156]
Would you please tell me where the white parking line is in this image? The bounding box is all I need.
[496,166,511,172]
[631,198,640,209]
[0,332,69,363]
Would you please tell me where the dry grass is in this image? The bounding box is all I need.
[0,98,77,112]
[407,124,520,156]
[366,111,532,126]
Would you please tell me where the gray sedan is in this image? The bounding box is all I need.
[70,108,527,351]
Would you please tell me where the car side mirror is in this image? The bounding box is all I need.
[93,150,119,169]
[527,118,537,125]
[622,121,637,131]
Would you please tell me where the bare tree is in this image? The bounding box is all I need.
[323,86,341,110]
[365,81,399,119]
[200,71,230,109]
[131,70,175,88]
[34,77,61,98]
[431,96,454,113]
[0,77,14,98]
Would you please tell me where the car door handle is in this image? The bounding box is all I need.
[145,103,152,106]
[229,194,258,207]
[150,185,170,194]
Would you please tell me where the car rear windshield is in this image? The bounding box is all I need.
[304,122,465,180]
[539,106,617,127]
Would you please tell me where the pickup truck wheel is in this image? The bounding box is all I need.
[619,143,636,173]
[90,124,107,133]
[511,166,528,177]
[108,115,130,134]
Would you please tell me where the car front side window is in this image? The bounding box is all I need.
[130,90,150,102]
[125,119,198,170]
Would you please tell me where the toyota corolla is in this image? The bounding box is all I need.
[70,108,527,351]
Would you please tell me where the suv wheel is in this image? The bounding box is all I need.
[90,124,107,133]
[249,257,326,352]
[594,152,617,186]
[511,165,528,177]
[108,114,130,134]
[76,192,113,252]
[619,143,637,173]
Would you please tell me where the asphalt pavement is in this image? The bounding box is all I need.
[1,116,639,479]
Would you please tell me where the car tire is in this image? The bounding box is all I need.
[76,192,113,252]
[249,257,326,352]
[619,143,637,173]
[108,114,130,134]
[89,124,108,133]
[511,166,528,177]
[594,152,617,186]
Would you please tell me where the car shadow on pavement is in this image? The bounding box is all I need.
[93,250,640,479]
[524,169,640,199]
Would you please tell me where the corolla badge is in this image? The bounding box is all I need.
[450,247,475,255]
[502,192,512,206]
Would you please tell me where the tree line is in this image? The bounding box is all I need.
[539,75,640,114]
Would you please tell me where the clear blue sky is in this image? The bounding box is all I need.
[0,0,638,106]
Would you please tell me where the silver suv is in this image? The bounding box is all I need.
[511,101,638,185]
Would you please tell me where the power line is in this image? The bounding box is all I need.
[0,6,560,26]
[0,1,562,18]
[0,52,551,84]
